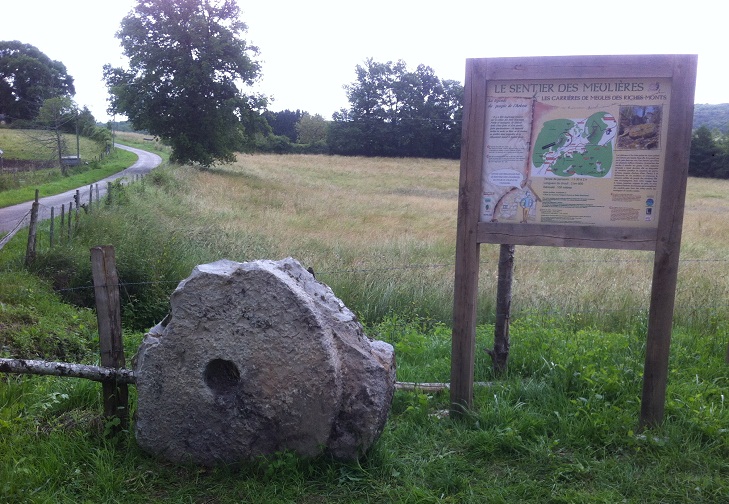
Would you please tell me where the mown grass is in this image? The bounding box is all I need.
[0,128,108,162]
[1,153,728,502]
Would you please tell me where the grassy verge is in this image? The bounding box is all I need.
[0,129,170,209]
[0,148,137,208]
[1,154,728,501]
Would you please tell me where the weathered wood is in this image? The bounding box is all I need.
[0,358,136,384]
[91,245,128,431]
[88,184,93,212]
[488,244,514,375]
[396,381,493,393]
[451,54,696,427]
[483,54,681,81]
[49,206,55,248]
[640,55,697,427]
[74,189,80,228]
[24,190,39,267]
[450,59,487,417]
[67,200,72,240]
[477,222,657,251]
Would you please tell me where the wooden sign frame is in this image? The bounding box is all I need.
[451,54,697,425]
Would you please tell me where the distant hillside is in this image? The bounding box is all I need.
[693,103,729,133]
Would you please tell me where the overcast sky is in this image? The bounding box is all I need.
[3,0,726,122]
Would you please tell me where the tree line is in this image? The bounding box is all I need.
[2,0,727,177]
[258,60,463,159]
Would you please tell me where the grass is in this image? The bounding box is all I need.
[0,129,170,209]
[0,153,728,501]
[34,153,724,330]
[0,128,108,162]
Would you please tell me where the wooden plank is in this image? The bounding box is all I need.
[479,54,680,81]
[450,59,486,416]
[90,245,129,432]
[640,54,697,427]
[477,222,657,250]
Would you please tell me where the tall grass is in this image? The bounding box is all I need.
[29,153,727,332]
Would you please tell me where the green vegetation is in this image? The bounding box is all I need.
[104,0,266,167]
[0,129,172,209]
[0,41,75,122]
[0,148,137,208]
[0,128,107,163]
[1,154,728,502]
[690,125,729,178]
[693,103,729,133]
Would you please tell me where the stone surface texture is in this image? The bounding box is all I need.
[134,257,396,465]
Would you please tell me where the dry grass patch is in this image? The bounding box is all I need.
[182,154,459,262]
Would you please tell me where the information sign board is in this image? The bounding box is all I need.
[451,55,697,425]
[482,78,670,229]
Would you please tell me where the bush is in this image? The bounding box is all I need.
[255,134,294,154]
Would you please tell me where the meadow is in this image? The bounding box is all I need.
[1,153,728,502]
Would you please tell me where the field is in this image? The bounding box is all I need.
[1,153,728,502]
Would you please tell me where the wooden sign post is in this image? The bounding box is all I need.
[450,54,697,426]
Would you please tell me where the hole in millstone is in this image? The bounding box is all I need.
[204,359,241,395]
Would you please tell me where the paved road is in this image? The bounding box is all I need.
[0,144,162,234]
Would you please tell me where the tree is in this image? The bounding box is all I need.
[262,109,303,142]
[689,126,721,178]
[329,59,463,158]
[103,0,266,167]
[0,41,75,122]
[296,113,327,145]
[36,96,76,175]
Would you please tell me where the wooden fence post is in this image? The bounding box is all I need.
[488,244,515,376]
[67,201,72,240]
[88,184,93,213]
[24,190,39,267]
[60,204,65,242]
[74,190,80,229]
[90,245,128,433]
[50,206,55,248]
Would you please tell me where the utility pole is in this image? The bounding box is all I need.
[76,108,80,161]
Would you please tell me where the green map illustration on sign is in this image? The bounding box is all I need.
[532,112,617,177]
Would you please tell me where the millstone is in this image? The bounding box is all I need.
[133,257,396,465]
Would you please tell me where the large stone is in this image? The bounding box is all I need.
[133,257,396,465]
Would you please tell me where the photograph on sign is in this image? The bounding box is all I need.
[480,78,671,228]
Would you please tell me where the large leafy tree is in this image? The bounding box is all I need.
[0,41,75,122]
[329,59,463,158]
[103,0,265,167]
